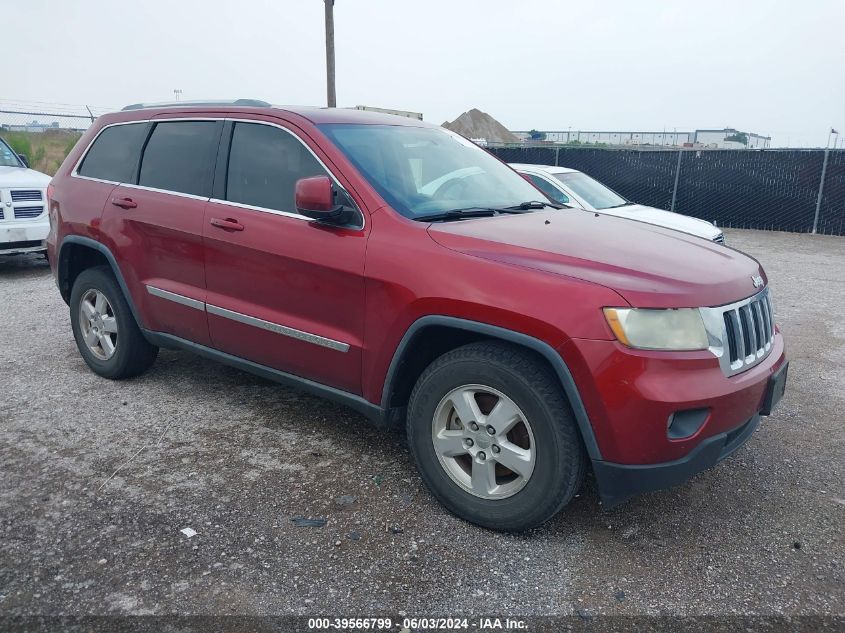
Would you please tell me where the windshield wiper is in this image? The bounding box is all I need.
[413,207,502,223]
[504,200,565,211]
[603,202,632,209]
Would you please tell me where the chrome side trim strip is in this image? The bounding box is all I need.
[122,183,209,201]
[206,304,350,352]
[146,285,205,311]
[208,197,308,222]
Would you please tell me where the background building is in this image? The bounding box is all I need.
[512,127,770,148]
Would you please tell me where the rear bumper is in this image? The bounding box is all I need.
[593,413,760,508]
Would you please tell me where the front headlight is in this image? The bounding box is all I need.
[603,307,708,351]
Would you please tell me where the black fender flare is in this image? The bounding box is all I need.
[58,235,145,329]
[380,315,602,460]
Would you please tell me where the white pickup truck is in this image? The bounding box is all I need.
[0,136,51,256]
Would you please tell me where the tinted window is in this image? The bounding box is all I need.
[226,122,330,213]
[527,174,570,205]
[139,121,220,196]
[78,123,149,182]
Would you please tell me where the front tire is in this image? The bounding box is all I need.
[70,266,158,379]
[407,341,586,531]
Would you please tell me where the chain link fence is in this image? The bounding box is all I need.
[0,103,113,176]
[1,102,843,235]
[489,145,845,236]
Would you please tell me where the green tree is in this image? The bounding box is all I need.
[725,132,748,145]
[527,129,547,141]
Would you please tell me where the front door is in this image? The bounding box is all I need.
[203,120,367,394]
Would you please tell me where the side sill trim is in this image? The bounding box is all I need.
[206,304,350,352]
[146,285,205,311]
[142,330,383,424]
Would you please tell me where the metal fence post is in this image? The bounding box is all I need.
[812,149,830,234]
[555,147,560,167]
[670,149,683,211]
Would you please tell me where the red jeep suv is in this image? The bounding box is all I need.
[47,101,788,531]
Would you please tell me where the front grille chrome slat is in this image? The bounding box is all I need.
[700,287,777,377]
[752,301,765,351]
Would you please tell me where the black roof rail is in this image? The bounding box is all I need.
[121,99,272,111]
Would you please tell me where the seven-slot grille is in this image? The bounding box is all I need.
[715,289,775,375]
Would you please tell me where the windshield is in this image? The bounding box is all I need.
[555,172,627,209]
[0,138,23,167]
[320,124,545,219]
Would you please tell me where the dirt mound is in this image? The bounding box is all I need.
[442,108,519,144]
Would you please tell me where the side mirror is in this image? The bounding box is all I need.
[18,153,29,168]
[295,176,355,226]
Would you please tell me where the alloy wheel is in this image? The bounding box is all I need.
[78,289,118,360]
[431,384,536,499]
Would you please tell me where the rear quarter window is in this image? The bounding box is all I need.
[139,121,221,197]
[77,123,150,183]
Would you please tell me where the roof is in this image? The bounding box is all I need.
[508,163,578,175]
[109,102,436,127]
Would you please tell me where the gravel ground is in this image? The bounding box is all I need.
[0,229,843,620]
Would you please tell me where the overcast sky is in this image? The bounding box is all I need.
[7,0,844,147]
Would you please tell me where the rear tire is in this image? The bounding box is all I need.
[70,266,158,379]
[406,341,586,531]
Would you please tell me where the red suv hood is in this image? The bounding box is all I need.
[427,209,764,308]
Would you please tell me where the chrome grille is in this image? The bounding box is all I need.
[10,189,43,202]
[701,288,775,376]
[13,206,44,219]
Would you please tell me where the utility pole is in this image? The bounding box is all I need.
[173,89,182,102]
[325,0,336,107]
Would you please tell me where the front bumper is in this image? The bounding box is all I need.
[560,331,787,506]
[593,357,787,508]
[594,412,759,508]
[0,220,49,255]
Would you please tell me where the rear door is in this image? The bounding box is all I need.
[60,121,151,256]
[99,118,223,345]
[203,119,367,394]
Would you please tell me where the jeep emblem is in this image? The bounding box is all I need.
[752,275,764,288]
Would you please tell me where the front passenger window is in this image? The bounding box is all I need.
[226,122,332,213]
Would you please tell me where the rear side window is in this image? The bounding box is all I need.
[226,122,330,213]
[139,121,221,196]
[78,123,149,183]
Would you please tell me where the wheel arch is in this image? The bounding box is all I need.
[380,316,602,460]
[58,236,145,329]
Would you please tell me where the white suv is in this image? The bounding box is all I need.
[511,163,725,243]
[0,137,51,256]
